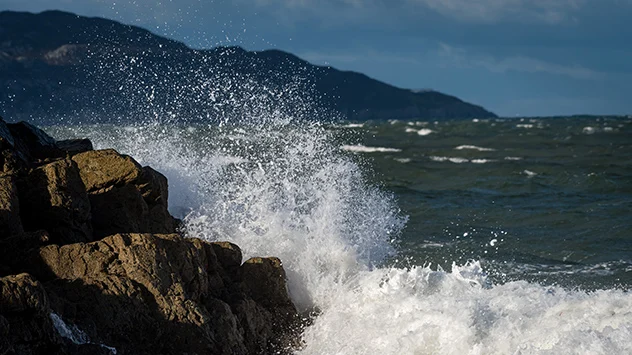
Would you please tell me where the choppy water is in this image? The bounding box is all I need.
[340,117,632,291]
[46,115,632,354]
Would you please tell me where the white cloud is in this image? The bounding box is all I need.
[438,42,605,80]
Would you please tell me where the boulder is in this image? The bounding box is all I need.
[0,273,63,354]
[29,233,299,355]
[17,158,93,244]
[72,149,176,238]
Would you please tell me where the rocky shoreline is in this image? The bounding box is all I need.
[0,116,300,354]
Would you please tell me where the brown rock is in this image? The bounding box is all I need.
[18,158,93,244]
[0,174,24,239]
[71,149,141,193]
[72,149,176,238]
[0,273,63,354]
[210,241,243,273]
[137,166,177,234]
[30,233,299,355]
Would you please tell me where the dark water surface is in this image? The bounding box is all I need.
[339,117,632,290]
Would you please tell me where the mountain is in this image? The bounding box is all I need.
[0,10,497,123]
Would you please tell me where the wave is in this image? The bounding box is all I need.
[46,75,632,354]
[455,145,495,152]
[48,122,632,354]
[341,144,402,153]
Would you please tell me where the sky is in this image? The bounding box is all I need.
[1,0,631,117]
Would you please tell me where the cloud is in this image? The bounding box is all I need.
[413,0,587,24]
[299,50,422,66]
[438,42,605,80]
[250,0,590,24]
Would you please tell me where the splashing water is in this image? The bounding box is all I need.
[46,74,632,355]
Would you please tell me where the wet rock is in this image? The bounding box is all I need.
[240,257,299,350]
[0,273,63,354]
[18,158,93,244]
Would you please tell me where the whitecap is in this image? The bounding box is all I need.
[455,145,495,152]
[338,123,364,128]
[430,156,469,163]
[341,145,402,153]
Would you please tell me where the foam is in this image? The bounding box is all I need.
[298,262,632,355]
[455,145,495,152]
[338,123,364,128]
[341,144,402,153]
[430,156,469,164]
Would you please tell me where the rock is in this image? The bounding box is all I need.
[7,121,64,162]
[0,117,25,174]
[210,241,242,272]
[0,117,14,148]
[17,158,93,244]
[0,314,9,354]
[72,149,176,238]
[241,257,295,310]
[71,149,141,193]
[29,233,299,354]
[0,116,300,354]
[0,174,24,239]
[240,257,299,351]
[56,139,93,155]
[0,273,63,354]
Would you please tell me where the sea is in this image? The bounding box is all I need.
[45,110,631,353]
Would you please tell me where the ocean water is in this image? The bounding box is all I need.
[46,115,632,354]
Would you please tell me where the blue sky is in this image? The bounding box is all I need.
[1,0,631,117]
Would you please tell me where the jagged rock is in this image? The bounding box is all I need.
[0,174,24,239]
[71,149,141,193]
[239,257,300,350]
[7,121,64,163]
[0,117,299,354]
[0,273,63,354]
[72,149,176,238]
[0,231,51,277]
[0,117,25,174]
[17,158,93,244]
[29,233,298,355]
[56,139,93,155]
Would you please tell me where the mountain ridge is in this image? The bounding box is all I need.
[0,10,497,123]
